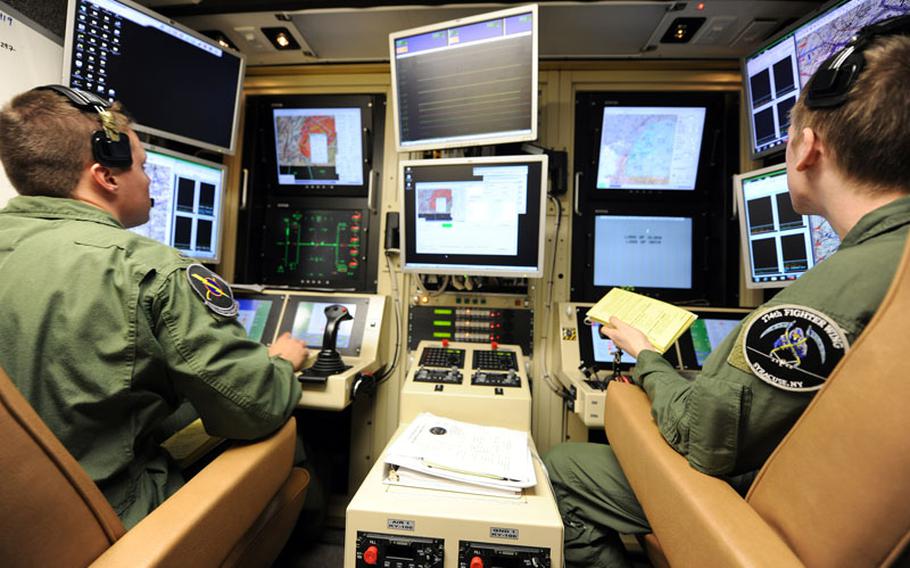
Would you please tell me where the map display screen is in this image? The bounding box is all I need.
[273,108,364,187]
[130,144,225,261]
[236,298,278,343]
[744,0,910,158]
[736,165,841,288]
[595,106,706,191]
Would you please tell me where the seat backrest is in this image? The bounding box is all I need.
[747,234,910,568]
[0,366,126,568]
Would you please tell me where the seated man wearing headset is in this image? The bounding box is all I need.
[0,86,309,528]
[544,17,910,568]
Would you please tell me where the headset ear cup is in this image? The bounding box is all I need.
[91,130,133,168]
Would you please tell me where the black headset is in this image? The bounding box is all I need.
[805,14,910,109]
[35,84,133,168]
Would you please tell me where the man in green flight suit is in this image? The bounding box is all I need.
[0,86,310,529]
[544,25,910,568]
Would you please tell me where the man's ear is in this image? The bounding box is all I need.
[794,127,823,172]
[89,163,118,194]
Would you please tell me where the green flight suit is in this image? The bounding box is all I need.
[0,196,301,529]
[544,195,910,568]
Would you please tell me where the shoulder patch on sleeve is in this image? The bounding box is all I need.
[740,304,849,392]
[186,264,238,318]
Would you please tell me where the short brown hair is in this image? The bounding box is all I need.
[0,89,130,198]
[790,35,910,193]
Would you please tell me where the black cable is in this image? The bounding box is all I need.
[377,251,403,385]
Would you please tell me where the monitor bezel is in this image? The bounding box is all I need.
[399,154,548,278]
[140,142,228,263]
[676,307,751,370]
[62,0,245,155]
[740,0,908,160]
[277,295,371,357]
[734,162,799,290]
[389,4,539,153]
[232,290,287,346]
[593,103,708,193]
[264,95,374,195]
[585,208,708,302]
[574,307,635,371]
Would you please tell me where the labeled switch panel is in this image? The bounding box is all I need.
[355,532,444,568]
[457,541,550,568]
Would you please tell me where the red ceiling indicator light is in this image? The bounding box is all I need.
[696,2,705,11]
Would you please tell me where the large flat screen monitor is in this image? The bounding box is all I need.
[130,144,226,262]
[63,0,245,154]
[735,164,841,289]
[273,107,364,187]
[390,4,538,152]
[596,106,706,191]
[400,155,547,278]
[743,0,909,159]
[593,214,694,290]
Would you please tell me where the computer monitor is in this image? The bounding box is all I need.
[743,0,909,159]
[676,308,751,370]
[130,144,226,262]
[595,106,706,191]
[276,295,372,356]
[400,155,547,278]
[63,0,245,154]
[735,164,841,289]
[593,214,694,290]
[260,206,370,290]
[575,308,636,370]
[233,292,285,345]
[272,107,364,187]
[390,4,538,152]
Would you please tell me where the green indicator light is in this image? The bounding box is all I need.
[442,223,453,228]
[433,320,453,327]
[433,332,452,338]
[434,309,453,315]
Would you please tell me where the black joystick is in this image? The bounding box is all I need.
[305,304,353,379]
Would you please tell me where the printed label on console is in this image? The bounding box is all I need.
[387,518,415,531]
[490,527,519,540]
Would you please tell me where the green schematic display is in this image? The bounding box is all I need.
[263,208,365,288]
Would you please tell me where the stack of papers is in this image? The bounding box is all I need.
[383,413,536,499]
[586,288,697,354]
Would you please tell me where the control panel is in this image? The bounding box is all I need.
[555,302,749,427]
[401,341,531,431]
[354,532,444,568]
[233,288,388,411]
[345,425,563,568]
[409,306,533,355]
[458,541,550,568]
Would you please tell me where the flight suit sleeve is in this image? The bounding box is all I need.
[631,326,755,476]
[151,268,302,440]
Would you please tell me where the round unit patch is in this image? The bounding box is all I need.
[742,304,848,392]
[186,264,238,318]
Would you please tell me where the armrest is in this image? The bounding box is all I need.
[91,418,298,568]
[604,382,803,568]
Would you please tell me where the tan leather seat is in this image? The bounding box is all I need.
[0,367,309,568]
[605,234,910,567]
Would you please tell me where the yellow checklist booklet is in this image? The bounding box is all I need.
[585,289,697,354]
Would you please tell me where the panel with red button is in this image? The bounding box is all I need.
[355,532,444,568]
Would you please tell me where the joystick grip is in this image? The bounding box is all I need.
[321,304,353,353]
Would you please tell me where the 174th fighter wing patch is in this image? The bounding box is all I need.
[740,304,848,392]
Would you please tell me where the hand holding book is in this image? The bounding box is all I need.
[598,315,656,358]
[586,289,697,355]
